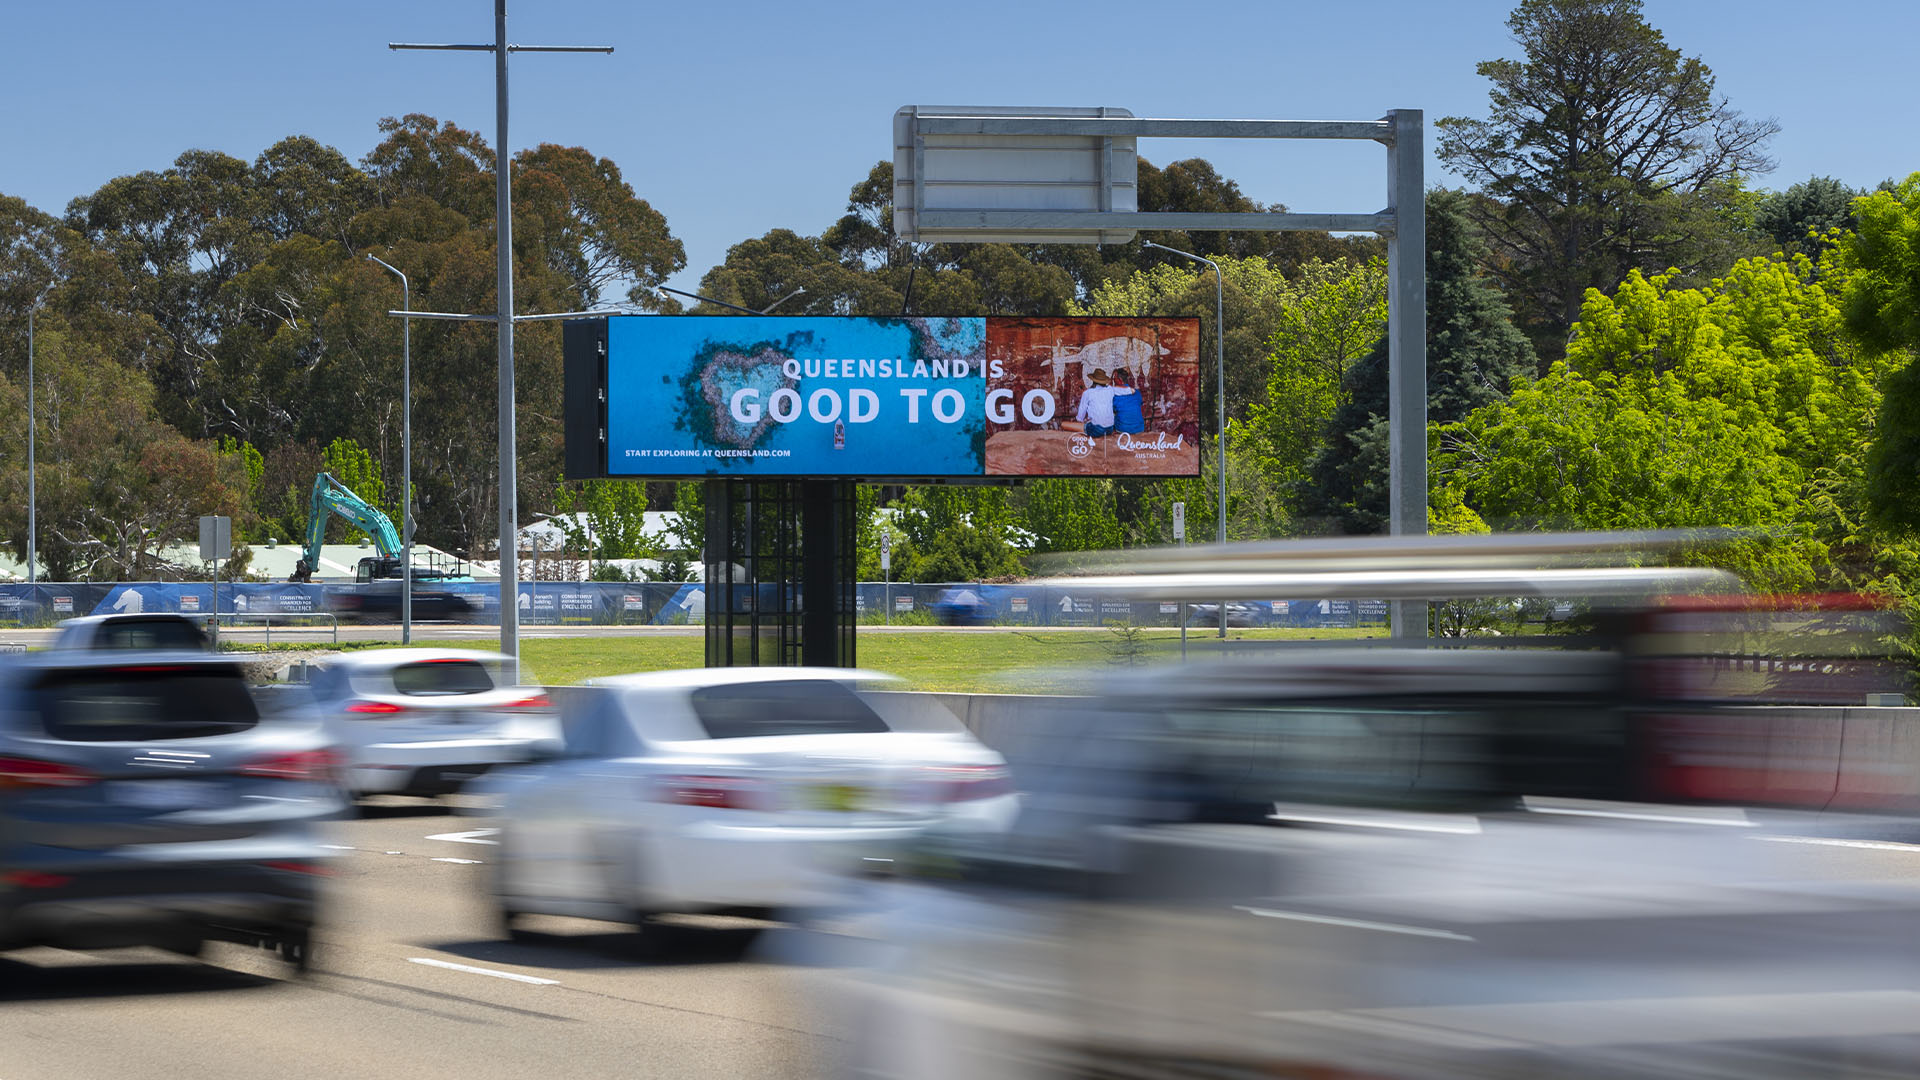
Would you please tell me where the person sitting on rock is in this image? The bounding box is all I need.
[1110,370,1146,434]
[1062,370,1120,437]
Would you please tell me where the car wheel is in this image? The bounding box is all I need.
[630,912,679,959]
[491,839,539,943]
[278,929,312,974]
[498,904,539,943]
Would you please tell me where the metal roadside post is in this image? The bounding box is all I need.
[1144,240,1227,639]
[881,531,892,626]
[199,516,230,647]
[1173,501,1187,659]
[26,310,35,585]
[365,254,414,644]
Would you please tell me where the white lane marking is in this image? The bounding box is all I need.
[1523,798,1754,827]
[1530,806,1756,826]
[408,957,558,985]
[321,844,356,850]
[1263,990,1920,1048]
[426,828,500,846]
[432,857,483,865]
[1267,807,1481,834]
[1759,835,1920,853]
[1233,905,1475,941]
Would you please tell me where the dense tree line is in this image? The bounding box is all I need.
[4,0,1919,608]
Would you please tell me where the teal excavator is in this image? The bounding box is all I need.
[288,473,467,585]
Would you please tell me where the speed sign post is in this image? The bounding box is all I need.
[1173,502,1187,658]
[881,531,892,626]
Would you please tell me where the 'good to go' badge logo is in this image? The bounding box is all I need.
[1068,435,1092,458]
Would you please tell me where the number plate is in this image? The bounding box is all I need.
[111,779,233,810]
[810,784,865,812]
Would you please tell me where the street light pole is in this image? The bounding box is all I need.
[391,2,612,682]
[1143,240,1227,638]
[26,309,35,585]
[366,255,413,644]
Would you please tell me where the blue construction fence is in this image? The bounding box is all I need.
[0,581,1390,630]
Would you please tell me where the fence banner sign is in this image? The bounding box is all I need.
[570,316,1201,480]
[0,581,1392,630]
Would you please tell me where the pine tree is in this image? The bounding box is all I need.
[1299,190,1537,533]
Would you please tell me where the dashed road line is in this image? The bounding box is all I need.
[408,957,559,985]
[1234,905,1475,941]
[1759,835,1920,853]
[432,857,484,865]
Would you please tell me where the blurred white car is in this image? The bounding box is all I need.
[304,649,558,802]
[484,668,1017,937]
[52,612,211,651]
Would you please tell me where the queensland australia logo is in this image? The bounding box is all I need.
[1068,434,1093,459]
[1115,432,1184,454]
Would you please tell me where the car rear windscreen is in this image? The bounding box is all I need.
[36,668,259,742]
[690,680,890,739]
[91,618,208,651]
[390,660,496,696]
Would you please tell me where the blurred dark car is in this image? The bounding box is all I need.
[329,584,478,623]
[52,613,211,652]
[932,589,991,627]
[1182,601,1261,628]
[0,651,342,971]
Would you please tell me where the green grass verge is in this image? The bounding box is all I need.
[390,626,1382,693]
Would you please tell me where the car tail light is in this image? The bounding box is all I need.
[344,699,406,716]
[0,756,99,790]
[1,870,73,889]
[654,775,764,810]
[928,764,1014,802]
[505,693,552,709]
[264,860,334,876]
[240,749,340,783]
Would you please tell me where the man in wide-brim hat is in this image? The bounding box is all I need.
[1061,369,1119,436]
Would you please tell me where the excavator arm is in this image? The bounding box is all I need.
[288,473,403,582]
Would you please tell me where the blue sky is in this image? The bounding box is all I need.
[5,0,1914,300]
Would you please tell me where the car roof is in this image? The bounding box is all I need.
[3,649,247,677]
[321,647,511,670]
[57,612,202,628]
[591,667,901,691]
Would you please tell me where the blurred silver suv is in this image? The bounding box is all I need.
[52,613,211,652]
[0,651,342,971]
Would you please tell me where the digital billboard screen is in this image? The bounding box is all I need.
[571,316,1200,480]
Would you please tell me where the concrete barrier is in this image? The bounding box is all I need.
[1832,707,1920,811]
[875,690,1920,814]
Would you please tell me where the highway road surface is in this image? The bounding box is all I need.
[0,797,854,1080]
[4,797,1920,1079]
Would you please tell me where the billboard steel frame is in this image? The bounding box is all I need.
[894,107,1427,638]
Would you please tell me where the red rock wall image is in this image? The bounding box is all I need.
[983,317,1202,477]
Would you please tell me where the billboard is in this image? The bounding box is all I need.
[570,316,1199,480]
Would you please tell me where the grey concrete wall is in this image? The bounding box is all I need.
[875,691,1920,812]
